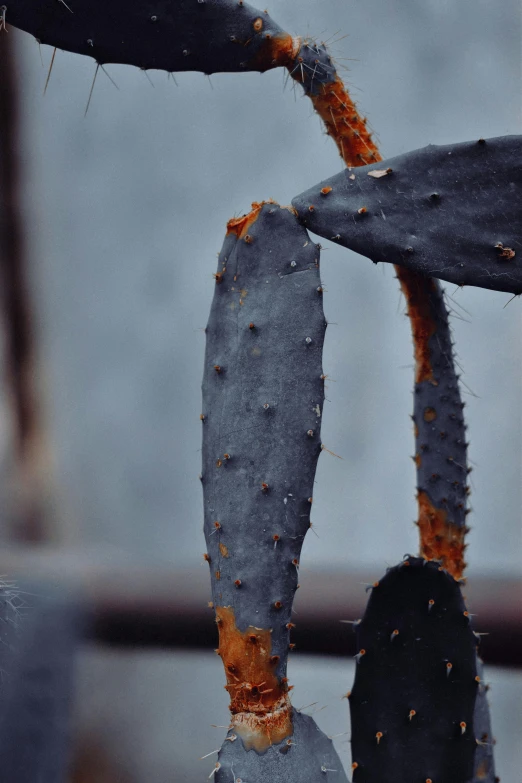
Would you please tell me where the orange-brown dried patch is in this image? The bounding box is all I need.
[298,74,381,167]
[396,268,440,384]
[423,407,437,422]
[226,199,279,240]
[417,490,466,580]
[219,543,229,558]
[216,606,292,752]
[247,32,300,72]
[414,453,422,468]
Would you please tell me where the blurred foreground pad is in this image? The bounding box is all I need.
[0,586,86,783]
[293,136,522,295]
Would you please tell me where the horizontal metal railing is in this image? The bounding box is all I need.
[2,548,520,667]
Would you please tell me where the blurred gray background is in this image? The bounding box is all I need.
[3,0,521,780]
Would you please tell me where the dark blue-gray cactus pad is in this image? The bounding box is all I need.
[202,202,325,678]
[215,708,348,783]
[349,557,479,783]
[7,0,290,74]
[292,136,522,294]
[202,203,347,778]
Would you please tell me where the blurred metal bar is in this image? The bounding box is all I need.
[1,549,520,666]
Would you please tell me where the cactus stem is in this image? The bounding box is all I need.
[417,490,466,580]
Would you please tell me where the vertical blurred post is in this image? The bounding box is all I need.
[0,30,51,542]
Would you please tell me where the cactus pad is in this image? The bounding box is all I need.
[292,136,522,294]
[349,557,479,783]
[7,0,295,75]
[202,202,347,778]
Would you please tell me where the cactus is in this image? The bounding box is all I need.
[202,201,347,780]
[349,557,479,783]
[394,271,469,578]
[472,659,497,783]
[4,6,512,782]
[0,589,85,782]
[286,39,379,167]
[289,50,498,783]
[6,0,297,75]
[292,136,522,294]
[395,276,497,783]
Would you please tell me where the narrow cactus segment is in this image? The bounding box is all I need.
[7,0,295,75]
[0,589,85,782]
[396,269,468,579]
[286,39,380,166]
[292,136,522,294]
[349,557,479,783]
[202,203,346,778]
[203,201,325,746]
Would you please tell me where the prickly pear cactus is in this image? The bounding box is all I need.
[349,557,479,783]
[7,0,296,75]
[286,39,379,167]
[0,589,85,783]
[292,135,522,294]
[394,271,469,578]
[201,201,347,781]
